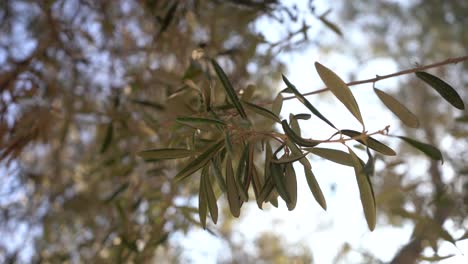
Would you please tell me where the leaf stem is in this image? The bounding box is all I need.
[283,55,468,101]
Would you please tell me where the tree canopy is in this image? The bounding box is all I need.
[0,0,467,263]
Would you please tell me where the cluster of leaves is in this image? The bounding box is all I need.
[139,57,465,231]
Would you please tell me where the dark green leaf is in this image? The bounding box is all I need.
[284,163,297,211]
[226,155,241,217]
[271,151,308,164]
[270,162,291,204]
[294,113,312,120]
[130,99,165,111]
[211,59,248,119]
[396,136,443,162]
[282,74,336,129]
[306,147,353,166]
[281,120,320,147]
[198,173,207,229]
[100,122,113,153]
[315,62,363,125]
[202,167,218,224]
[236,145,250,202]
[374,88,419,128]
[287,141,327,210]
[416,71,465,110]
[258,176,274,207]
[242,100,281,123]
[174,140,224,182]
[137,148,193,160]
[211,158,227,192]
[341,130,396,156]
[289,113,301,136]
[419,255,455,262]
[348,148,376,231]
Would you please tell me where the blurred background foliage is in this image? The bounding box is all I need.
[0,0,466,263]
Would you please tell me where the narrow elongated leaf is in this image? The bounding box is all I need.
[270,162,291,203]
[103,182,129,203]
[176,116,226,126]
[130,99,165,110]
[294,113,312,120]
[281,120,320,147]
[419,255,455,262]
[348,148,376,231]
[242,100,281,123]
[224,131,234,155]
[138,148,193,160]
[416,72,465,110]
[287,141,327,210]
[258,176,274,207]
[289,114,301,136]
[272,94,283,116]
[315,62,363,125]
[284,163,297,210]
[374,88,419,128]
[202,167,218,224]
[318,16,343,36]
[306,147,353,166]
[174,140,224,182]
[396,136,443,161]
[100,122,113,153]
[211,158,227,192]
[226,156,241,217]
[236,145,249,202]
[341,130,396,156]
[198,173,207,229]
[282,75,336,129]
[271,151,308,164]
[211,59,248,119]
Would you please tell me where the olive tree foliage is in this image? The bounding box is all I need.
[333,1,468,263]
[0,0,466,263]
[0,0,325,262]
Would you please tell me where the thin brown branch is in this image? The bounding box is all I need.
[283,55,468,101]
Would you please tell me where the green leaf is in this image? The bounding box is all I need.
[198,173,208,229]
[284,163,297,211]
[100,122,113,153]
[270,162,291,204]
[294,113,311,120]
[306,147,353,166]
[258,176,274,207]
[282,74,336,129]
[419,255,455,262]
[226,155,241,217]
[130,99,165,111]
[242,100,281,123]
[272,94,283,116]
[224,131,234,156]
[287,141,327,210]
[289,113,301,136]
[315,62,363,125]
[281,120,321,147]
[241,84,256,101]
[202,167,218,224]
[373,88,419,128]
[318,16,343,36]
[211,59,248,119]
[395,136,443,162]
[348,148,376,231]
[176,116,226,126]
[211,158,227,192]
[174,140,224,182]
[341,130,396,156]
[271,151,308,164]
[236,145,250,202]
[137,148,193,160]
[416,71,465,110]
